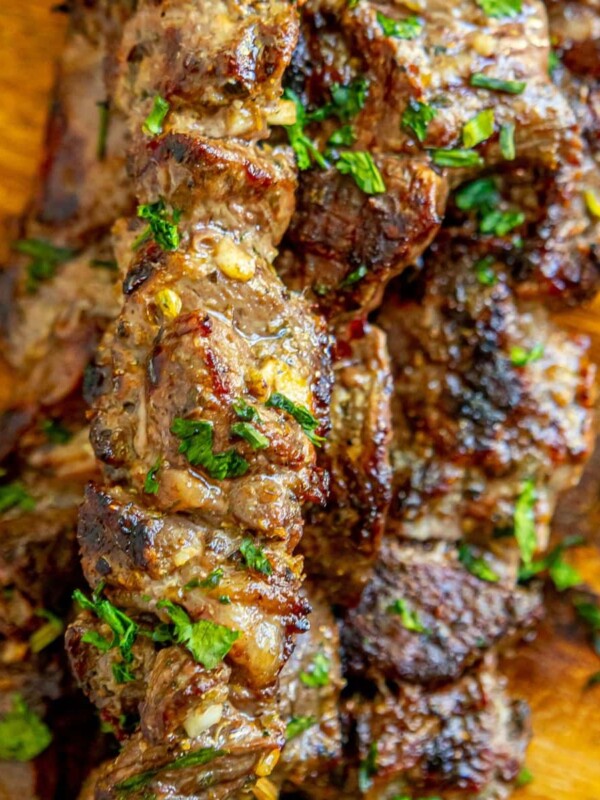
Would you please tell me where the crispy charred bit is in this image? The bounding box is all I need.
[344,657,530,800]
[341,538,542,687]
[301,320,392,604]
[378,240,596,549]
[67,1,333,796]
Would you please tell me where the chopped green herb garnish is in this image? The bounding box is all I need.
[157,600,239,669]
[233,398,261,422]
[376,11,422,39]
[548,49,560,76]
[96,100,110,161]
[29,609,64,653]
[470,73,526,94]
[73,586,138,682]
[265,392,325,447]
[573,596,600,656]
[476,0,522,17]
[81,630,111,653]
[474,255,498,286]
[286,715,317,740]
[458,543,500,582]
[336,151,386,194]
[172,417,249,480]
[0,695,52,762]
[197,568,224,590]
[40,418,72,444]
[0,482,36,513]
[514,479,537,565]
[358,741,378,793]
[518,536,584,590]
[499,122,516,160]
[112,662,136,684]
[319,78,369,122]
[515,766,534,787]
[341,264,368,288]
[240,537,273,576]
[586,671,600,689]
[231,422,269,450]
[462,108,495,148]
[143,458,162,495]
[480,208,525,236]
[387,598,429,633]
[219,595,231,604]
[455,176,499,211]
[510,343,544,366]
[142,95,170,136]
[583,189,600,219]
[300,652,330,687]
[328,124,356,147]
[402,100,437,143]
[430,148,484,168]
[283,89,328,171]
[134,199,181,252]
[13,239,76,292]
[115,747,226,792]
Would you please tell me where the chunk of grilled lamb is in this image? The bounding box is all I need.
[377,239,596,549]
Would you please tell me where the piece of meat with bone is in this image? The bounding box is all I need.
[341,538,542,687]
[275,0,579,315]
[377,237,596,551]
[300,320,392,604]
[343,656,530,800]
[67,1,332,796]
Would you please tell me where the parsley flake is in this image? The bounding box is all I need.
[320,78,369,122]
[41,418,72,444]
[336,151,386,194]
[387,598,429,633]
[29,609,64,653]
[198,568,224,590]
[157,600,239,669]
[172,417,249,480]
[300,652,330,687]
[358,741,378,792]
[265,392,325,446]
[376,11,423,39]
[499,122,516,160]
[134,199,181,251]
[233,398,261,423]
[286,715,317,740]
[402,100,437,143]
[0,482,36,513]
[458,543,500,582]
[514,479,537,564]
[477,0,522,17]
[328,125,356,147]
[515,766,534,787]
[474,255,498,286]
[240,538,273,576]
[231,422,269,450]
[13,239,76,293]
[341,264,368,288]
[143,95,170,136]
[462,108,495,148]
[115,747,226,792]
[143,458,162,495]
[96,100,110,161]
[430,148,484,168]
[510,343,544,366]
[480,208,525,236]
[518,536,584,590]
[283,89,328,171]
[0,695,52,762]
[470,73,526,94]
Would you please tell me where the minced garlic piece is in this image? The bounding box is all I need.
[214,238,256,282]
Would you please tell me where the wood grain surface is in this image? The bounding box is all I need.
[1,3,599,799]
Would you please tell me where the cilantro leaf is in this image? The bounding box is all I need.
[458,543,500,582]
[143,95,170,136]
[300,652,330,687]
[514,479,537,564]
[158,600,239,669]
[336,151,386,194]
[387,598,429,633]
[0,482,36,513]
[240,538,273,576]
[134,199,181,251]
[476,0,522,18]
[376,11,423,39]
[231,422,269,450]
[430,148,484,168]
[462,108,495,148]
[172,417,249,480]
[143,458,162,495]
[13,238,76,293]
[286,715,317,740]
[402,100,437,143]
[470,73,526,94]
[265,392,325,447]
[0,695,52,762]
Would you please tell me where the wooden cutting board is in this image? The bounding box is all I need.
[1,3,599,798]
